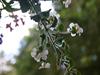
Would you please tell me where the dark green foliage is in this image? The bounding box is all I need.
[1,0,19,12]
[33,0,39,3]
[18,0,30,12]
[40,33,46,45]
[40,9,51,19]
[0,9,1,18]
[31,15,41,22]
[31,9,51,22]
[50,16,58,28]
[34,3,41,12]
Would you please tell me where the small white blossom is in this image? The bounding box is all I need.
[41,50,48,60]
[34,53,41,62]
[63,0,71,8]
[31,48,37,58]
[60,63,67,70]
[39,62,51,69]
[45,62,50,68]
[31,48,40,62]
[31,49,49,62]
[67,23,83,37]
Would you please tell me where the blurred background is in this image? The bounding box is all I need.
[0,0,100,75]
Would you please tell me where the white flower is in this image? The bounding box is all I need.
[34,53,41,62]
[63,0,71,8]
[67,23,83,37]
[40,50,48,60]
[31,48,40,62]
[31,49,49,62]
[60,63,66,70]
[31,48,37,58]
[39,62,51,69]
[60,62,70,74]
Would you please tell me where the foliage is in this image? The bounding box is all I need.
[13,0,82,75]
[53,0,100,75]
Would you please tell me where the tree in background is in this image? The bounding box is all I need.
[53,0,100,75]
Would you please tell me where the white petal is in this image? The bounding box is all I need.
[63,0,71,8]
[34,53,41,62]
[31,48,37,58]
[41,50,48,60]
[65,5,68,8]
[79,28,83,33]
[34,58,40,62]
[75,23,79,28]
[42,55,48,60]
[74,23,79,27]
[45,63,51,68]
[42,50,48,55]
[39,62,50,69]
[41,62,45,66]
[67,28,71,33]
[69,23,75,29]
[78,28,83,36]
[39,62,45,69]
[60,64,66,70]
[63,1,66,4]
[71,33,76,37]
[77,27,83,34]
[32,48,37,52]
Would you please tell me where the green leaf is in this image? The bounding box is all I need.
[40,33,46,45]
[40,9,51,19]
[30,15,41,22]
[50,16,58,28]
[34,0,39,3]
[1,0,19,12]
[31,9,51,22]
[34,3,41,12]
[18,0,30,12]
[0,10,1,18]
[4,7,20,12]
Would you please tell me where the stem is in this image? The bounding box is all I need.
[42,21,59,60]
[53,32,69,36]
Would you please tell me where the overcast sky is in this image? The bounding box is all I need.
[0,1,53,62]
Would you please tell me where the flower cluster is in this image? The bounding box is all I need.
[67,23,83,37]
[39,62,50,69]
[31,48,50,69]
[29,0,83,74]
[63,0,71,8]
